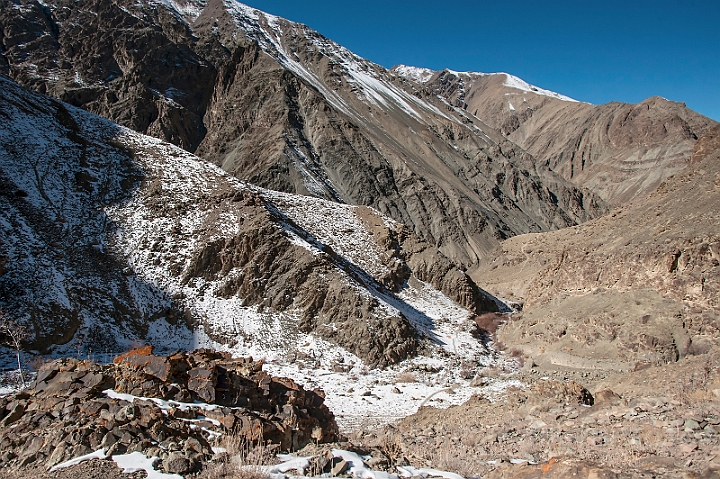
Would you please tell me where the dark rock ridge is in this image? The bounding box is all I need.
[406,68,717,205]
[0,0,606,267]
[0,75,494,366]
[0,348,339,473]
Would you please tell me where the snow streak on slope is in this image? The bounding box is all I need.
[262,190,394,280]
[219,1,454,124]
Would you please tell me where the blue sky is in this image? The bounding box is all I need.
[242,0,720,121]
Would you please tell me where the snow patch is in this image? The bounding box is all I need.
[113,451,183,479]
[393,65,435,84]
[502,73,578,102]
[49,448,107,472]
[398,466,464,479]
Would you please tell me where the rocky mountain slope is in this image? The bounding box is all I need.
[471,123,720,372]
[397,66,717,205]
[0,0,605,267]
[0,74,497,369]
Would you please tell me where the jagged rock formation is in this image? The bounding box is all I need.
[397,67,717,205]
[471,124,720,370]
[0,75,496,366]
[0,348,338,472]
[0,0,606,267]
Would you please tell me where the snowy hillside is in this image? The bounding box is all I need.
[0,76,517,427]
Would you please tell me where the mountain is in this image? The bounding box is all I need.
[471,123,720,370]
[0,0,606,268]
[0,74,497,368]
[397,67,717,205]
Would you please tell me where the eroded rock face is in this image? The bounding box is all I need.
[0,349,339,473]
[1,75,495,367]
[0,0,215,152]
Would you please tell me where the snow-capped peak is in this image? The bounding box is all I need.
[501,73,578,102]
[394,65,579,103]
[393,65,436,84]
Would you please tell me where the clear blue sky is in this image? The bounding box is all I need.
[242,0,720,121]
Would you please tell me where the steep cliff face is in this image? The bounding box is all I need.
[401,67,717,206]
[0,0,217,151]
[0,75,498,366]
[0,0,605,268]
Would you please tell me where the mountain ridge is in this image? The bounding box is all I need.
[0,0,606,268]
[398,66,717,205]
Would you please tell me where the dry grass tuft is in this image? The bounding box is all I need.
[201,463,270,479]
[200,431,276,479]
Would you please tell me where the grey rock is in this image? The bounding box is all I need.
[0,402,26,427]
[163,453,195,474]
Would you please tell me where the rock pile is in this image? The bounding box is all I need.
[0,348,339,474]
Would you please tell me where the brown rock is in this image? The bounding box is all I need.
[188,367,217,403]
[0,402,26,427]
[680,443,699,454]
[593,389,620,404]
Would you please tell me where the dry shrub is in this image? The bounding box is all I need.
[377,431,405,463]
[220,431,278,466]
[420,441,486,478]
[201,432,275,479]
[394,372,416,383]
[474,313,507,337]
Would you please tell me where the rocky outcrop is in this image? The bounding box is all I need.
[403,68,717,206]
[0,0,606,268]
[0,349,338,473]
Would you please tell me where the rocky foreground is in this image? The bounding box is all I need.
[2,348,720,478]
[0,348,338,476]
